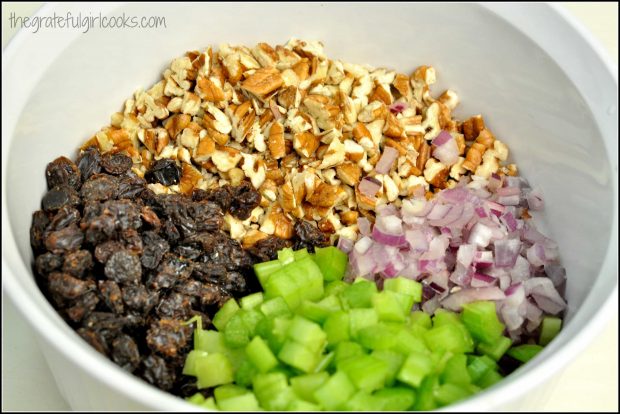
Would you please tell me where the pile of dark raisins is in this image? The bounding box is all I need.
[30,147,329,396]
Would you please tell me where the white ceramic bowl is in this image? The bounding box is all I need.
[2,2,617,411]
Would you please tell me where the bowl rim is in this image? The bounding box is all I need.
[2,2,617,411]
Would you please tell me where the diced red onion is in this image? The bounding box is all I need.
[389,101,408,114]
[375,147,399,174]
[456,244,476,268]
[500,211,518,232]
[354,236,373,254]
[428,203,465,227]
[432,131,460,165]
[497,194,521,206]
[510,255,531,283]
[475,207,487,218]
[468,223,493,248]
[450,264,472,286]
[427,203,452,221]
[524,277,567,314]
[526,187,545,211]
[496,186,521,197]
[526,243,546,267]
[337,236,354,254]
[488,173,502,192]
[359,176,381,199]
[440,287,506,311]
[471,272,496,287]
[357,217,372,236]
[372,215,406,247]
[494,239,521,267]
[544,263,567,288]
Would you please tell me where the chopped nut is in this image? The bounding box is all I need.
[424,159,450,189]
[438,90,459,111]
[240,153,266,189]
[193,135,216,162]
[461,115,485,141]
[383,112,405,138]
[340,210,359,225]
[475,128,495,149]
[165,114,191,139]
[319,137,345,169]
[336,162,361,186]
[178,162,202,194]
[241,67,284,97]
[306,182,339,207]
[344,139,365,162]
[449,157,467,181]
[242,229,269,248]
[211,147,242,172]
[462,142,485,172]
[293,131,320,158]
[358,101,387,123]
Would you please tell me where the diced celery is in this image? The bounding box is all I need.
[372,290,409,322]
[223,347,246,372]
[477,335,512,361]
[412,374,439,411]
[287,399,321,411]
[201,397,217,410]
[344,391,383,411]
[371,350,405,386]
[240,308,265,337]
[433,383,472,406]
[278,247,296,265]
[288,257,324,302]
[214,384,249,401]
[291,372,330,403]
[410,310,432,329]
[254,259,282,287]
[194,329,227,353]
[430,348,452,375]
[341,279,378,308]
[264,268,302,310]
[287,315,327,354]
[461,301,505,344]
[349,308,379,338]
[440,354,471,386]
[240,292,264,310]
[339,354,389,392]
[357,323,399,350]
[217,392,261,411]
[432,308,462,327]
[293,247,310,261]
[297,300,329,324]
[182,350,209,376]
[266,316,293,353]
[506,344,543,363]
[467,355,497,383]
[224,312,251,348]
[186,392,205,405]
[383,277,423,303]
[425,323,474,354]
[246,336,278,373]
[313,246,348,282]
[317,295,342,312]
[477,369,503,389]
[314,351,334,373]
[539,316,562,346]
[235,359,259,388]
[313,371,356,411]
[334,341,366,367]
[397,351,433,388]
[196,353,234,389]
[212,298,240,331]
[391,328,429,355]
[324,280,348,296]
[260,296,291,318]
[278,340,319,373]
[373,387,417,411]
[323,311,350,346]
[252,372,295,411]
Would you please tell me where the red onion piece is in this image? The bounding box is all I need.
[526,187,545,211]
[497,194,521,206]
[372,215,406,247]
[357,217,372,236]
[337,236,354,254]
[375,147,399,174]
[496,186,521,197]
[488,173,502,192]
[440,287,506,311]
[526,243,547,267]
[494,238,521,267]
[500,211,518,232]
[475,207,487,218]
[359,176,381,199]
[468,222,493,248]
[354,236,373,254]
[389,101,408,114]
[432,131,459,165]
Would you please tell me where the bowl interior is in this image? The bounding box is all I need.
[3,2,617,411]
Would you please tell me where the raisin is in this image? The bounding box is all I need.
[94,240,125,264]
[229,181,260,220]
[104,250,142,284]
[147,254,192,290]
[44,223,84,254]
[62,250,93,278]
[41,186,81,212]
[101,153,132,175]
[141,231,169,269]
[173,242,202,261]
[48,272,95,300]
[77,327,109,356]
[188,201,223,232]
[201,282,231,307]
[30,210,51,253]
[104,200,142,231]
[116,172,146,199]
[66,291,100,323]
[294,219,330,251]
[145,159,181,186]
[140,205,161,228]
[45,156,81,190]
[111,334,140,372]
[122,285,159,314]
[161,220,181,243]
[141,354,176,391]
[146,319,191,358]
[155,292,192,319]
[98,280,125,314]
[219,271,247,294]
[198,232,253,270]
[249,235,293,262]
[191,261,227,283]
[48,206,81,231]
[77,147,102,181]
[192,187,233,212]
[35,252,63,276]
[173,279,204,298]
[120,229,144,255]
[81,174,118,202]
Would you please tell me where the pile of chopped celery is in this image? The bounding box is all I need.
[182,247,561,411]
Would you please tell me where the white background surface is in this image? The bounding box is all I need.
[1,2,618,412]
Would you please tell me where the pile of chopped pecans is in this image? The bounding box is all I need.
[82,38,518,247]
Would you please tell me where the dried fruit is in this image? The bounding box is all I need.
[145,159,181,186]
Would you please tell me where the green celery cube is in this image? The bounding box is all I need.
[224,312,251,348]
[539,316,562,346]
[476,369,503,389]
[341,279,378,308]
[371,350,405,386]
[252,372,294,411]
[383,277,423,302]
[217,392,261,411]
[278,247,296,265]
[425,323,474,354]
[297,300,331,324]
[290,257,324,301]
[182,350,209,376]
[372,290,409,322]
[214,384,249,402]
[240,308,265,336]
[467,355,497,383]
[293,248,310,261]
[260,296,291,318]
[373,387,417,411]
[245,336,278,373]
[397,351,434,388]
[433,383,472,406]
[412,374,439,411]
[254,259,282,287]
[357,323,399,350]
[344,391,383,411]
[461,301,505,344]
[278,340,319,373]
[235,359,259,388]
[324,280,348,296]
[477,335,512,361]
[313,371,356,410]
[313,246,348,282]
[339,354,389,392]
[286,315,327,354]
[212,298,240,331]
[410,310,432,329]
[349,308,379,338]
[201,397,217,410]
[291,372,330,403]
[391,328,429,355]
[196,353,234,389]
[265,268,302,310]
[314,351,334,373]
[323,311,350,346]
[440,354,471,386]
[240,292,263,310]
[318,295,342,312]
[287,399,321,411]
[186,392,205,405]
[334,341,366,366]
[506,344,543,363]
[194,329,227,353]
